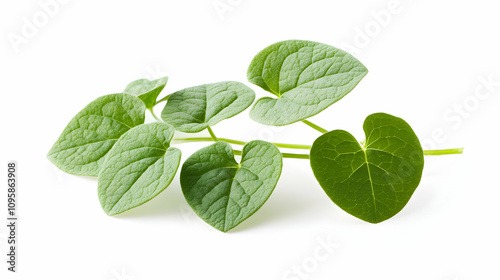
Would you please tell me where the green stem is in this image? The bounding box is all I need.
[155,94,171,105]
[173,136,463,157]
[280,153,310,159]
[233,150,309,160]
[173,137,311,150]
[206,126,219,142]
[149,108,162,122]
[302,120,328,133]
[424,148,464,156]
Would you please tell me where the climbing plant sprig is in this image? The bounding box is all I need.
[48,40,463,231]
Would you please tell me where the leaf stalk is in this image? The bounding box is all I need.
[149,109,162,122]
[302,120,328,133]
[207,126,219,142]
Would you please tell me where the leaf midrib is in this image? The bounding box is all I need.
[362,147,377,222]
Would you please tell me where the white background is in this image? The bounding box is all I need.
[1,0,499,279]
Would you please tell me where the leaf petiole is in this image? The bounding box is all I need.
[302,120,328,133]
[155,94,171,105]
[207,126,219,142]
[149,108,162,122]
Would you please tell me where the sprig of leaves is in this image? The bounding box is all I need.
[48,40,463,231]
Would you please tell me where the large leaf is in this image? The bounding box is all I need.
[161,81,255,133]
[248,40,368,126]
[181,141,282,232]
[47,94,146,176]
[124,76,168,109]
[98,122,181,215]
[310,113,424,223]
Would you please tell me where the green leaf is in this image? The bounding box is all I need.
[124,76,168,109]
[47,94,146,176]
[181,140,282,232]
[98,122,181,216]
[310,113,424,223]
[248,40,368,126]
[161,81,255,133]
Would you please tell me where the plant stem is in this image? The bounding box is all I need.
[173,137,311,150]
[174,137,464,157]
[302,120,328,133]
[174,135,464,157]
[207,126,219,142]
[423,148,464,156]
[149,109,162,122]
[155,94,171,105]
[233,150,309,159]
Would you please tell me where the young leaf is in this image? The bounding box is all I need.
[47,94,146,176]
[181,140,282,232]
[310,113,424,223]
[124,76,168,109]
[98,122,181,216]
[248,40,368,126]
[161,81,255,133]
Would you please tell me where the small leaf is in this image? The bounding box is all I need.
[181,141,282,232]
[248,40,368,126]
[47,94,146,176]
[161,81,255,133]
[124,76,168,109]
[98,122,181,215]
[310,113,424,223]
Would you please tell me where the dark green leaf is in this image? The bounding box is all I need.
[310,113,424,223]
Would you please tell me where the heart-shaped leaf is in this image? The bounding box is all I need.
[248,40,368,126]
[98,122,181,215]
[161,81,255,133]
[310,113,424,223]
[181,140,282,232]
[124,76,168,109]
[47,94,146,176]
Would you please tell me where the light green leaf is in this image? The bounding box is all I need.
[181,140,282,232]
[161,81,255,133]
[124,76,168,109]
[248,40,368,126]
[310,113,424,223]
[47,94,146,176]
[98,122,181,216]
